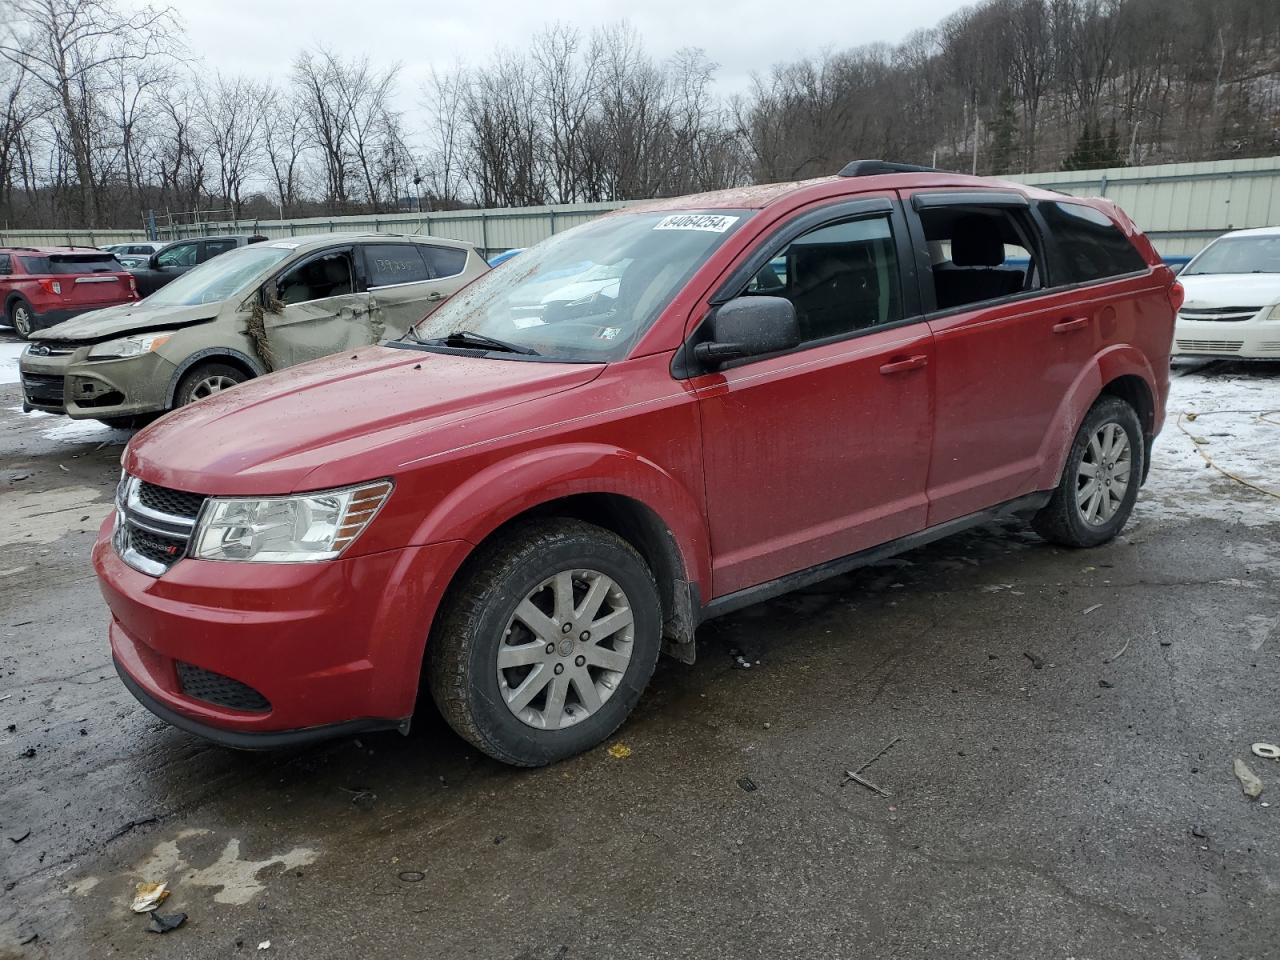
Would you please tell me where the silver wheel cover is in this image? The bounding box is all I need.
[1076,422,1132,526]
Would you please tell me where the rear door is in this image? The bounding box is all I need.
[693,197,935,597]
[899,188,1096,525]
[359,242,471,338]
[263,247,374,367]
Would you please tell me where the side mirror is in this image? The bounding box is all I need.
[694,296,800,367]
[148,253,161,270]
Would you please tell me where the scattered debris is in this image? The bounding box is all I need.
[730,650,753,670]
[9,473,30,483]
[842,769,891,798]
[1159,639,1173,647]
[131,881,170,913]
[1083,603,1103,615]
[853,736,902,775]
[493,835,506,845]
[8,829,30,844]
[737,777,757,793]
[1103,637,1131,663]
[57,464,69,473]
[397,870,425,883]
[339,787,376,809]
[606,743,631,759]
[1234,758,1264,799]
[17,747,35,759]
[258,940,271,950]
[1190,825,1207,839]
[18,933,37,946]
[146,912,187,934]
[1251,742,1280,761]
[1023,652,1045,670]
[1098,679,1114,689]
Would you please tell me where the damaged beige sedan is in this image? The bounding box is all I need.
[19,233,487,426]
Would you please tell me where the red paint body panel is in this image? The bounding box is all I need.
[95,171,1177,739]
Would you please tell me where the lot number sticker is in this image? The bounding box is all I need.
[653,214,739,233]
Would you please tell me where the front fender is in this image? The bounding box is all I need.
[1033,344,1159,491]
[410,442,713,598]
[164,347,267,407]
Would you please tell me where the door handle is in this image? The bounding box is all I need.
[426,291,444,301]
[879,354,928,375]
[1053,316,1090,334]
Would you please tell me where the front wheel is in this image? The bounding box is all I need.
[1033,396,1144,548]
[429,519,662,767]
[173,362,248,408]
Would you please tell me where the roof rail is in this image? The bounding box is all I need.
[837,160,940,178]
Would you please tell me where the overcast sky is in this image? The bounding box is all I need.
[170,0,972,102]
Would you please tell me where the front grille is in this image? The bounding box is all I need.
[138,482,206,519]
[27,340,79,356]
[1179,306,1261,321]
[113,474,207,576]
[176,662,271,712]
[1175,339,1243,353]
[21,372,64,403]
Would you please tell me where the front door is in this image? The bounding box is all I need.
[263,247,375,368]
[693,200,935,598]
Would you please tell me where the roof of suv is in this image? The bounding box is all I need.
[0,245,116,254]
[252,232,477,253]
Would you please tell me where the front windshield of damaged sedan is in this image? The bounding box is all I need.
[145,245,293,307]
[1183,236,1280,276]
[414,210,751,361]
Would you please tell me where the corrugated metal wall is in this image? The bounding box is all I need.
[3,156,1278,256]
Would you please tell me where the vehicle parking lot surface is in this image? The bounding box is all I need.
[1,335,1278,959]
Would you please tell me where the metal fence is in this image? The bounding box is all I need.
[3,155,1278,256]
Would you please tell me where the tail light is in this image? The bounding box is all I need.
[128,275,137,294]
[37,279,63,296]
[1168,280,1185,314]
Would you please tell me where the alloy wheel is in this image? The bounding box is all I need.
[189,375,239,399]
[1076,422,1132,525]
[496,568,635,730]
[12,304,31,337]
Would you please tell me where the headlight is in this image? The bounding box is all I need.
[1268,304,1280,321]
[190,480,393,562]
[88,333,172,359]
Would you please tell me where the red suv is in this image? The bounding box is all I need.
[94,162,1181,765]
[1,247,139,338]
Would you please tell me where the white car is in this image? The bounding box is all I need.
[100,241,166,256]
[1173,226,1280,359]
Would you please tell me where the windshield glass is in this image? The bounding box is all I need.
[1183,236,1280,275]
[416,210,750,361]
[145,245,293,306]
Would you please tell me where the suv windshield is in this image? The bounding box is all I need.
[1183,236,1280,275]
[416,210,750,361]
[145,245,293,306]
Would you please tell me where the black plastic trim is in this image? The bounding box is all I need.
[699,492,1052,622]
[911,190,1029,209]
[164,347,266,408]
[838,160,940,177]
[114,657,402,751]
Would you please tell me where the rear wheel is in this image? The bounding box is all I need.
[8,297,35,340]
[429,519,662,767]
[1032,396,1144,548]
[174,362,248,408]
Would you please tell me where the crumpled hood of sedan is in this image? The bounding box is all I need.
[32,302,219,341]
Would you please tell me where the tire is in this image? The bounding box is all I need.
[173,362,248,407]
[429,518,662,767]
[8,297,35,340]
[1032,396,1144,548]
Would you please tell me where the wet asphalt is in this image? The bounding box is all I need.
[1,336,1277,960]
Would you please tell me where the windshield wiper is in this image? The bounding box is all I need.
[421,330,540,356]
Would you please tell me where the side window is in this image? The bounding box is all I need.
[0,254,11,274]
[421,245,468,279]
[745,216,902,343]
[918,205,1041,311]
[201,239,239,260]
[365,245,432,287]
[157,243,197,268]
[1038,201,1149,283]
[276,251,355,306]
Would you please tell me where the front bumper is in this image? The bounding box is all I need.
[20,349,176,419]
[94,518,470,744]
[1173,315,1280,359]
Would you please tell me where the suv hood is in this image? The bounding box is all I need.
[33,302,218,341]
[125,346,604,494]
[1179,273,1280,308]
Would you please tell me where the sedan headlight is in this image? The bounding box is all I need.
[190,480,393,562]
[88,333,172,359]
[1268,303,1280,321]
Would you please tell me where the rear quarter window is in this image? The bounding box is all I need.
[421,245,468,279]
[1038,201,1149,284]
[0,254,11,274]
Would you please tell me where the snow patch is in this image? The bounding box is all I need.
[0,340,25,385]
[40,418,131,446]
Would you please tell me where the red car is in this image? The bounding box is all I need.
[95,162,1181,765]
[1,246,139,339]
